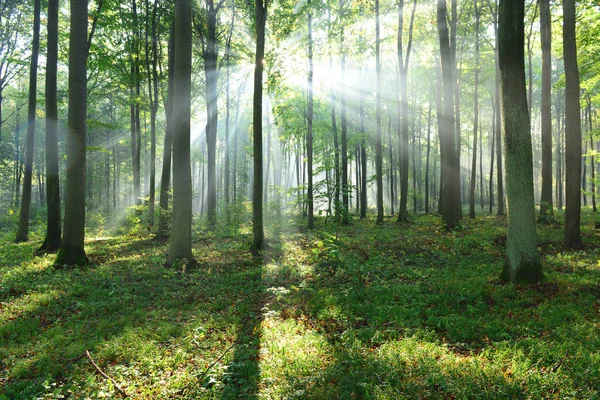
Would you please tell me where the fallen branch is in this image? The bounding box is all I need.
[86,350,128,398]
[177,339,239,397]
[192,238,211,248]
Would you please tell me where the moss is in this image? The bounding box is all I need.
[55,244,89,267]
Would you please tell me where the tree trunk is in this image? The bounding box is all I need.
[145,0,159,226]
[587,95,596,213]
[166,0,195,266]
[425,97,432,214]
[489,94,495,214]
[499,0,541,283]
[360,73,367,219]
[469,0,480,219]
[563,0,582,247]
[15,0,40,243]
[437,0,460,229]
[376,0,384,224]
[340,19,349,225]
[252,0,267,250]
[492,0,505,215]
[397,0,417,222]
[56,0,88,265]
[307,0,314,229]
[224,9,234,207]
[204,1,219,227]
[39,0,61,252]
[157,24,175,239]
[538,0,553,220]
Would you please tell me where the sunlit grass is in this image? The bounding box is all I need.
[1,209,600,398]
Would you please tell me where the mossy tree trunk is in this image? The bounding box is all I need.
[498,0,541,283]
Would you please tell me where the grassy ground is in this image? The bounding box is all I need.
[1,209,600,399]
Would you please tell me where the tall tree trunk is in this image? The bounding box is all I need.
[56,0,88,265]
[538,0,553,220]
[40,0,61,252]
[329,48,340,220]
[397,0,417,222]
[492,0,505,215]
[360,72,367,219]
[376,0,384,224]
[425,97,432,214]
[307,0,315,229]
[388,109,395,215]
[157,24,175,239]
[15,0,40,243]
[563,0,582,247]
[489,94,495,213]
[204,0,220,227]
[224,9,234,206]
[340,17,349,225]
[147,0,159,226]
[252,0,267,250]
[167,0,195,266]
[588,95,596,213]
[469,0,480,219]
[499,0,541,283]
[437,0,460,229]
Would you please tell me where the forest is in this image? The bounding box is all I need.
[1,0,600,397]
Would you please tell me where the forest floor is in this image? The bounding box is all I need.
[1,208,600,399]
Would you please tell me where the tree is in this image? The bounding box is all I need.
[397,0,417,222]
[498,0,541,283]
[157,24,175,239]
[252,0,268,252]
[196,0,225,227]
[469,0,480,219]
[437,0,460,229]
[0,1,25,143]
[144,0,159,226]
[166,0,195,266]
[39,0,61,252]
[375,0,383,224]
[538,0,552,221]
[56,0,89,265]
[307,0,315,230]
[15,0,40,243]
[563,0,582,247]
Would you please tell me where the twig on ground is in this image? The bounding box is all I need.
[85,350,128,398]
[192,238,211,248]
[550,351,569,373]
[177,339,239,397]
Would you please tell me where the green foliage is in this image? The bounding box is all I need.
[2,211,600,398]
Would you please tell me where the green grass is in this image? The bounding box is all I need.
[1,209,600,399]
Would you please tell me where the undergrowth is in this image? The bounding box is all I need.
[1,209,599,398]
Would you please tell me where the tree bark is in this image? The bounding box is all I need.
[469,0,480,219]
[166,0,195,266]
[40,0,61,252]
[499,0,541,283]
[252,0,267,250]
[563,0,582,247]
[56,0,88,265]
[538,0,553,220]
[376,0,384,224]
[157,24,175,239]
[437,0,460,229]
[307,0,315,229]
[16,0,40,243]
